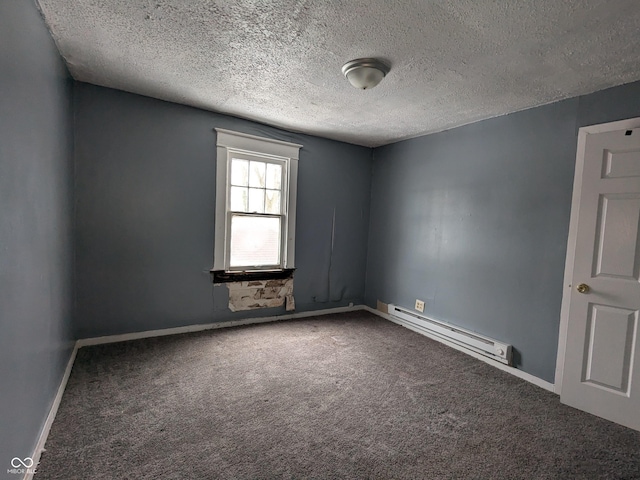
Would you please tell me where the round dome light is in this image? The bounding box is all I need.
[341,58,390,90]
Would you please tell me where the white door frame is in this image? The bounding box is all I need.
[554,116,640,395]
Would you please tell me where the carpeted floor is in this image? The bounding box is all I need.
[36,311,640,479]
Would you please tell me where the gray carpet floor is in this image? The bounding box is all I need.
[36,311,640,479]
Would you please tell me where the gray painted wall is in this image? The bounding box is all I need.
[576,81,640,128]
[0,1,75,475]
[365,81,640,383]
[73,83,372,338]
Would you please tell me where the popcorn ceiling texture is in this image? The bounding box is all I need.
[37,0,640,147]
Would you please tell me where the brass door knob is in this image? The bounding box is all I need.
[576,283,590,294]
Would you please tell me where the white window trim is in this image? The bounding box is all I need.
[213,128,301,272]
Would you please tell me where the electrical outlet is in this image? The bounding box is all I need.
[415,299,425,313]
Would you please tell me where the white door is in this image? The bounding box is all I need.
[560,122,640,431]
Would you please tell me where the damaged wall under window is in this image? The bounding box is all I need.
[227,278,295,312]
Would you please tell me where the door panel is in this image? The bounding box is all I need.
[583,304,637,393]
[561,126,640,431]
[593,194,640,281]
[603,149,640,178]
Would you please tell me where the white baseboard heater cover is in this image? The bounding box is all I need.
[388,304,512,365]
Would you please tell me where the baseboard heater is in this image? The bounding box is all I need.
[388,304,512,365]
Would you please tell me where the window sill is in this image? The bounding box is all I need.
[211,268,295,284]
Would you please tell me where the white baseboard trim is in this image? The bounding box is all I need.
[363,306,556,393]
[76,304,364,348]
[25,343,78,480]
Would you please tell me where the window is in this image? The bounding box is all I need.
[213,129,301,278]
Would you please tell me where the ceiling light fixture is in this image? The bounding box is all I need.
[341,58,390,90]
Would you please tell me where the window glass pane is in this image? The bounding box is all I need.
[230,159,249,186]
[265,190,281,214]
[266,163,282,190]
[229,186,248,212]
[248,188,265,213]
[249,161,266,188]
[230,215,281,267]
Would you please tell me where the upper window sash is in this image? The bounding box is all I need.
[227,152,287,216]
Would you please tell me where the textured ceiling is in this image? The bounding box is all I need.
[38,0,640,147]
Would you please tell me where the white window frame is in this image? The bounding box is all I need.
[213,128,301,273]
